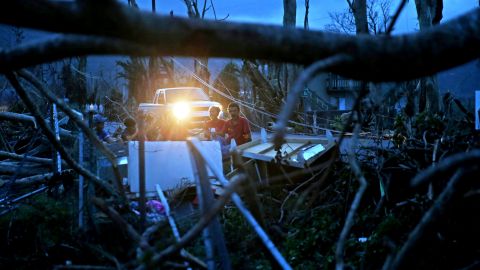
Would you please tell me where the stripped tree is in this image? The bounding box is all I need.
[414,0,443,113]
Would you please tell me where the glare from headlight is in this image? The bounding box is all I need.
[172,102,190,120]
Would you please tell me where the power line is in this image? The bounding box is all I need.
[171,57,343,133]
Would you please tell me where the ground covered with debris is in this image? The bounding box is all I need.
[1,105,479,269]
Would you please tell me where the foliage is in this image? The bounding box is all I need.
[117,57,174,104]
[116,57,149,104]
[283,208,340,269]
[331,115,345,131]
[62,58,87,105]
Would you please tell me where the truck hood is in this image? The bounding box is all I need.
[139,100,221,107]
[177,101,222,107]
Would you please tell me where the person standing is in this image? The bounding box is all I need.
[121,117,139,141]
[221,102,252,146]
[204,105,226,140]
[93,114,115,143]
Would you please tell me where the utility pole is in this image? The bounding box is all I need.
[138,113,146,232]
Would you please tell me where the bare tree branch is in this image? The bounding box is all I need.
[346,0,355,11]
[92,197,149,249]
[335,123,368,270]
[273,55,351,150]
[0,1,478,81]
[385,168,474,270]
[146,174,244,267]
[183,0,196,18]
[304,0,310,29]
[386,0,407,34]
[411,150,480,187]
[201,0,208,18]
[210,0,217,20]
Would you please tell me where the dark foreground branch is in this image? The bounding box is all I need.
[5,72,116,196]
[145,174,245,268]
[336,124,368,270]
[92,197,148,249]
[0,1,479,81]
[411,150,480,187]
[386,168,476,270]
[17,70,126,201]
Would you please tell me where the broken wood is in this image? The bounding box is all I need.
[5,72,116,196]
[0,162,48,177]
[0,111,35,124]
[0,111,74,138]
[0,150,53,165]
[12,169,75,187]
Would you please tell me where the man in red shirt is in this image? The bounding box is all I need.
[222,102,252,146]
[204,105,226,140]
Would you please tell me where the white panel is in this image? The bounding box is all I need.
[476,90,480,130]
[128,141,222,193]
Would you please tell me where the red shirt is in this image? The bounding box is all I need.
[204,119,226,140]
[222,117,252,146]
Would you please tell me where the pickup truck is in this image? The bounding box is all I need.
[139,87,222,130]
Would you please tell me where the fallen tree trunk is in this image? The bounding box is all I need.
[0,111,35,124]
[0,162,49,177]
[12,170,73,187]
[0,150,53,165]
[11,172,55,186]
[0,112,74,138]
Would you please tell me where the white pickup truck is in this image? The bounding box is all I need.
[139,87,222,129]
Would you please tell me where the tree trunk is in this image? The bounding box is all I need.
[283,0,296,28]
[281,0,297,97]
[414,0,442,113]
[183,0,209,91]
[304,0,309,30]
[353,0,368,34]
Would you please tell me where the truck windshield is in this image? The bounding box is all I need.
[165,88,209,103]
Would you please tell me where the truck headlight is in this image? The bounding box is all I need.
[172,102,190,120]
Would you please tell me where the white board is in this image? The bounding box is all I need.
[128,141,222,193]
[476,90,480,130]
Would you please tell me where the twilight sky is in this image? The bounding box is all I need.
[134,0,478,34]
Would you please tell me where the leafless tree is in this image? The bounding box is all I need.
[414,0,443,113]
[350,0,369,34]
[327,0,392,34]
